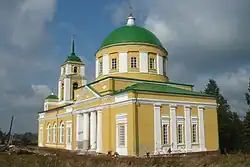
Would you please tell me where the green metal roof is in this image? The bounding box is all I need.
[113,83,214,98]
[45,94,59,100]
[65,53,82,63]
[100,26,165,51]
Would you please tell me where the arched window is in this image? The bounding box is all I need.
[53,123,57,143]
[72,82,78,100]
[60,122,64,143]
[73,66,77,73]
[47,124,51,143]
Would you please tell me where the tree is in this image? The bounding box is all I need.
[243,78,250,152]
[205,79,243,152]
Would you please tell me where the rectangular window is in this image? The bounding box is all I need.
[130,57,137,68]
[192,124,198,143]
[60,126,64,143]
[177,124,183,144]
[119,124,125,147]
[149,58,155,69]
[99,61,103,74]
[67,127,71,144]
[162,124,168,145]
[111,58,117,69]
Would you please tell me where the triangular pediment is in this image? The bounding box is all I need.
[76,85,100,101]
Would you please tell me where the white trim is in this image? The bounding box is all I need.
[66,121,72,150]
[154,104,161,154]
[161,117,170,146]
[96,110,102,153]
[86,85,100,98]
[198,106,206,151]
[170,105,177,152]
[90,111,97,150]
[184,105,192,152]
[83,112,90,149]
[95,59,99,78]
[103,54,109,75]
[115,93,128,103]
[59,122,64,144]
[116,113,128,155]
[139,52,148,72]
[157,54,163,75]
[38,125,44,147]
[119,52,128,73]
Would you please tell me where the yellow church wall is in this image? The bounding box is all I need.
[101,107,111,154]
[191,107,198,116]
[136,103,154,155]
[113,79,135,91]
[161,105,170,116]
[176,106,184,116]
[73,100,101,111]
[204,107,219,151]
[91,78,112,94]
[96,44,167,59]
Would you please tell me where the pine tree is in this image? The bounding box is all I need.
[205,79,243,152]
[243,78,250,152]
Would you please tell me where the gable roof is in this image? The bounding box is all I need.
[113,82,214,98]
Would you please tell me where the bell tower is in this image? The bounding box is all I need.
[58,36,87,103]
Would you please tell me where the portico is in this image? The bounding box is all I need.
[75,109,102,153]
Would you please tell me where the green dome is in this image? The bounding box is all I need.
[65,53,82,63]
[100,25,165,50]
[45,94,59,100]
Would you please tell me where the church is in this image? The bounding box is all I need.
[38,14,219,156]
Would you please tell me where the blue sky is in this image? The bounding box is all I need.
[0,0,250,133]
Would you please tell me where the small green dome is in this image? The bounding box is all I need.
[65,53,82,63]
[100,25,165,50]
[45,94,59,100]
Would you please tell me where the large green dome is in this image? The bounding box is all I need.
[100,25,165,50]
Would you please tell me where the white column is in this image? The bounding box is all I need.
[83,113,89,150]
[170,104,177,152]
[103,54,109,75]
[90,111,97,150]
[184,105,192,152]
[80,65,85,76]
[58,80,61,101]
[95,59,99,78]
[96,110,102,153]
[157,54,163,75]
[154,104,161,154]
[65,64,71,75]
[198,105,206,151]
[119,52,128,72]
[64,78,71,101]
[139,52,148,72]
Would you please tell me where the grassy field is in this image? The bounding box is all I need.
[0,149,250,167]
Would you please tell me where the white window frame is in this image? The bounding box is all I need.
[161,116,169,146]
[116,113,128,155]
[149,57,155,69]
[192,117,199,144]
[53,123,57,143]
[111,58,117,69]
[99,61,103,74]
[177,117,184,145]
[47,124,51,143]
[130,56,137,68]
[59,122,64,144]
[118,124,125,147]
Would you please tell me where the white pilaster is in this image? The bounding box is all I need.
[170,104,177,152]
[95,59,99,78]
[80,65,85,76]
[119,52,128,72]
[157,54,163,75]
[90,111,97,150]
[154,104,161,154]
[96,110,102,153]
[198,105,206,151]
[76,114,84,141]
[58,80,61,101]
[65,64,71,75]
[64,78,71,101]
[184,105,192,152]
[103,54,109,75]
[83,113,89,149]
[139,52,148,73]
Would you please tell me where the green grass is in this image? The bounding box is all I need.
[0,152,250,167]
